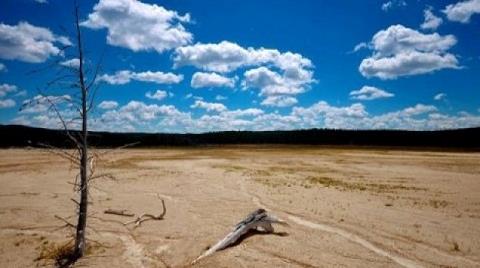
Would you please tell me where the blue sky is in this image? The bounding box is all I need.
[0,0,479,132]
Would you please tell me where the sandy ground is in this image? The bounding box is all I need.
[0,147,480,268]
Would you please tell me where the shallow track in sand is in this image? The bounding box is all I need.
[239,179,423,268]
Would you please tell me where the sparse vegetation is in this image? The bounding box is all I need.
[36,240,76,265]
[36,240,104,266]
[429,199,450,208]
[305,176,426,193]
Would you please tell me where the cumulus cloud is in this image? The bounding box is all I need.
[261,95,298,107]
[146,90,168,100]
[402,104,437,116]
[243,66,312,95]
[98,100,118,109]
[0,83,17,97]
[98,70,183,85]
[350,86,394,100]
[191,72,236,88]
[0,99,15,108]
[381,0,406,12]
[175,41,314,106]
[434,93,447,101]
[60,58,80,69]
[20,94,71,114]
[174,40,313,73]
[293,101,368,123]
[421,8,443,30]
[13,97,480,132]
[81,0,192,53]
[242,65,313,107]
[0,84,25,107]
[190,100,227,113]
[0,22,70,63]
[291,102,441,130]
[359,25,459,79]
[101,101,184,127]
[443,0,480,23]
[0,63,6,72]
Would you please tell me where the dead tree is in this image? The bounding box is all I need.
[73,5,89,260]
[22,3,104,264]
[192,208,288,264]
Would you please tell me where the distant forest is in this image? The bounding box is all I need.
[1,124,479,150]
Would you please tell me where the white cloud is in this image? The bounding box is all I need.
[350,86,394,100]
[359,25,459,79]
[98,100,118,109]
[174,40,313,73]
[402,104,437,116]
[243,67,285,90]
[20,94,71,114]
[34,0,48,3]
[101,101,184,126]
[261,96,298,107]
[434,93,447,101]
[0,99,15,108]
[14,90,27,97]
[60,58,80,69]
[191,72,236,88]
[0,21,70,63]
[291,102,442,130]
[175,41,315,105]
[215,95,227,101]
[381,0,406,12]
[293,101,368,122]
[190,100,227,113]
[421,8,443,30]
[0,83,17,97]
[81,0,192,53]
[443,0,480,23]
[353,42,368,52]
[13,97,480,132]
[243,66,311,96]
[146,90,168,101]
[242,66,313,106]
[0,63,6,72]
[98,70,183,85]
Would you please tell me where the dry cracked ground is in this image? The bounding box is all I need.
[0,147,479,267]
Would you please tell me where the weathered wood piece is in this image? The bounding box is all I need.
[192,208,287,264]
[124,199,166,227]
[104,209,135,217]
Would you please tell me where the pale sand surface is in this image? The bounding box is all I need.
[0,147,479,267]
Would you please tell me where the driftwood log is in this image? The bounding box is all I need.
[192,208,287,264]
[124,199,166,227]
[104,209,135,217]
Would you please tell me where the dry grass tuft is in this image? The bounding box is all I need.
[429,199,450,208]
[36,240,76,266]
[305,176,425,193]
[36,240,103,267]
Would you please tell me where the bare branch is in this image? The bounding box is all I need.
[55,215,75,228]
[124,199,166,228]
[104,209,134,217]
[37,142,80,164]
[97,142,141,157]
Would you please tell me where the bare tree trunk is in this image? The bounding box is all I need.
[73,5,88,259]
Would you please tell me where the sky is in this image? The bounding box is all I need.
[0,0,480,133]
